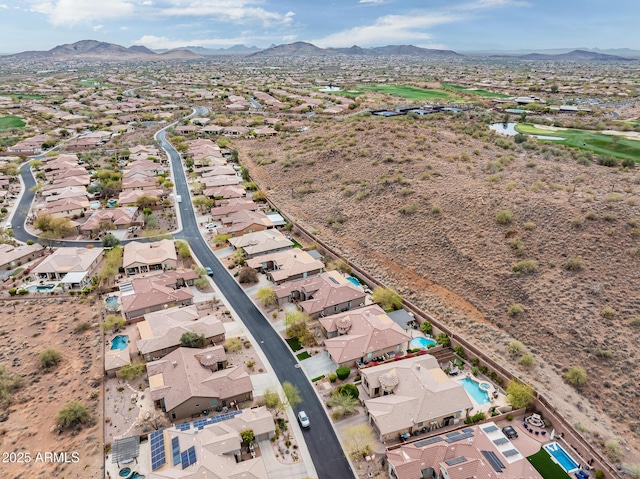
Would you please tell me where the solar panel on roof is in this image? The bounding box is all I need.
[493,438,509,445]
[483,425,499,432]
[444,456,467,466]
[446,431,460,437]
[171,436,181,466]
[445,432,473,443]
[503,449,519,457]
[187,446,196,464]
[414,436,443,448]
[481,450,505,472]
[150,430,166,471]
[462,427,473,433]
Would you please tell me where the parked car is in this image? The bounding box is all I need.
[205,223,218,230]
[205,267,214,277]
[4,222,11,229]
[298,410,310,428]
[502,425,518,439]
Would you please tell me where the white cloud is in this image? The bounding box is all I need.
[92,24,103,31]
[0,4,9,9]
[30,0,135,25]
[153,0,294,27]
[313,13,458,47]
[314,0,529,47]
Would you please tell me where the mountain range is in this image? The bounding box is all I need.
[492,49,635,61]
[1,40,636,62]
[2,40,200,61]
[246,42,462,58]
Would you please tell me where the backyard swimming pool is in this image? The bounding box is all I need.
[111,335,129,351]
[27,284,55,292]
[105,296,119,310]
[458,377,491,405]
[346,276,360,287]
[544,442,580,473]
[409,337,437,349]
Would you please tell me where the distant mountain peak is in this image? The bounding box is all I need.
[5,39,203,61]
[249,41,462,58]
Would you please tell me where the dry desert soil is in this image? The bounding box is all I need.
[237,112,640,465]
[0,297,104,479]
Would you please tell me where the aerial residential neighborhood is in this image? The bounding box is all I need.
[1,2,640,479]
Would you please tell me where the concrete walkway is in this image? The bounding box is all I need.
[259,439,310,479]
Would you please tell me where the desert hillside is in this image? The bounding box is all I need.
[237,112,640,461]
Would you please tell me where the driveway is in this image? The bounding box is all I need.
[299,351,336,380]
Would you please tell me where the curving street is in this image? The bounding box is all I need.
[157,122,354,479]
[11,108,354,478]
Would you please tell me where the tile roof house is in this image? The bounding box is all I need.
[319,304,411,367]
[273,270,367,319]
[40,197,89,219]
[104,348,131,378]
[118,189,163,205]
[123,239,177,275]
[201,175,242,188]
[361,355,473,441]
[136,305,226,361]
[31,246,103,289]
[227,229,293,258]
[80,207,140,234]
[386,422,543,479]
[216,210,274,237]
[247,249,324,285]
[0,243,45,270]
[122,176,160,191]
[202,185,246,199]
[147,347,253,420]
[148,407,275,479]
[210,198,258,220]
[120,270,198,320]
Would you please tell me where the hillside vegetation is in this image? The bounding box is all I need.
[238,112,640,450]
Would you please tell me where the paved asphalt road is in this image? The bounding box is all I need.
[157,123,354,479]
[11,111,354,478]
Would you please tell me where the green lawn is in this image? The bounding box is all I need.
[516,123,640,162]
[285,337,303,352]
[359,84,452,101]
[527,449,571,479]
[296,351,311,360]
[0,93,45,100]
[441,83,510,98]
[0,116,26,131]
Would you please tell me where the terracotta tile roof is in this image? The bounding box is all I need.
[320,305,411,364]
[147,348,252,411]
[362,355,472,436]
[273,270,366,315]
[123,239,177,269]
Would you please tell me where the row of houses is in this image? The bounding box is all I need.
[32,144,170,236]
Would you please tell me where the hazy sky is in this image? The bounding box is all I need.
[1,0,638,53]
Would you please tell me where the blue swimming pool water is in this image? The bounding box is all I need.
[105,296,118,305]
[90,201,100,209]
[346,277,360,286]
[409,337,437,349]
[111,335,129,351]
[544,442,580,472]
[459,377,491,405]
[27,284,55,292]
